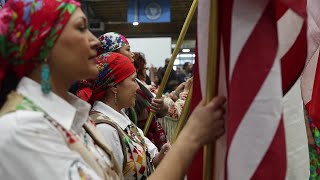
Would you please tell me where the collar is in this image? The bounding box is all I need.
[92,101,131,129]
[17,77,91,131]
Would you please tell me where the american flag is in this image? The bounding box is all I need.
[188,0,307,179]
[301,0,320,134]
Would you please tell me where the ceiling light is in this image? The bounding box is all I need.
[182,48,190,53]
[133,22,139,26]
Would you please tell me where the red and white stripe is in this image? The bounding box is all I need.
[228,1,283,179]
[188,0,307,179]
[301,0,320,129]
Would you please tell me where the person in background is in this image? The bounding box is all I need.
[97,32,169,150]
[149,65,160,87]
[0,0,122,179]
[133,52,148,83]
[146,73,152,85]
[177,62,193,84]
[175,67,182,78]
[133,52,193,141]
[131,52,151,85]
[157,58,178,93]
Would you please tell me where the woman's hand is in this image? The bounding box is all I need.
[184,77,193,92]
[153,143,171,167]
[150,97,168,118]
[148,96,226,180]
[184,96,226,146]
[169,82,185,101]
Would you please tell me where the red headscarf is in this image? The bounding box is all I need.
[77,52,136,104]
[0,0,80,87]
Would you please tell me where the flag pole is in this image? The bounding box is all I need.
[203,0,219,179]
[143,0,198,135]
[172,85,193,143]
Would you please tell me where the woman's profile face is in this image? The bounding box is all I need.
[142,64,147,80]
[117,45,134,62]
[116,72,140,108]
[48,8,100,82]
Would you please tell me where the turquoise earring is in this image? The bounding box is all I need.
[41,58,51,94]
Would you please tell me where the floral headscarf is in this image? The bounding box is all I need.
[0,0,80,84]
[97,32,129,55]
[77,52,136,104]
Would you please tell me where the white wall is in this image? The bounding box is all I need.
[127,37,172,68]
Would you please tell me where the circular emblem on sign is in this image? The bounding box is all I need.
[145,2,162,20]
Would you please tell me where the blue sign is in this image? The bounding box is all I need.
[128,0,170,23]
[0,0,6,9]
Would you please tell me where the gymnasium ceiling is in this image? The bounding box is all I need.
[82,0,197,41]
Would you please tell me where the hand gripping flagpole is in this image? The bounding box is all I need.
[203,0,219,179]
[172,85,193,143]
[143,0,199,135]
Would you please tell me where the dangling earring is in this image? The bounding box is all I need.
[41,58,51,94]
[114,92,118,105]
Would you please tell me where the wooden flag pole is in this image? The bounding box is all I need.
[203,0,219,180]
[143,0,198,135]
[172,85,193,143]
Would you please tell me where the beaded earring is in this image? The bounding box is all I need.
[41,58,51,94]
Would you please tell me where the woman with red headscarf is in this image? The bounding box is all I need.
[75,52,227,180]
[77,52,171,179]
[97,32,169,150]
[0,1,122,179]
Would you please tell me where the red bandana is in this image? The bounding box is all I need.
[77,52,136,103]
[0,0,80,89]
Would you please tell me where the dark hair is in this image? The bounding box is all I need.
[133,52,147,81]
[183,62,191,70]
[0,69,20,107]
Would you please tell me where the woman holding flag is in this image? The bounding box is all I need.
[76,52,171,179]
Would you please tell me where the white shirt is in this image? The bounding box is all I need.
[92,101,158,171]
[0,77,102,180]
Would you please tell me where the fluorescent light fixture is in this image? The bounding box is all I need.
[178,54,194,58]
[132,22,139,26]
[182,48,190,53]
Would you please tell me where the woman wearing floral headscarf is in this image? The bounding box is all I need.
[98,32,169,150]
[98,32,135,62]
[0,1,122,179]
[77,52,171,179]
